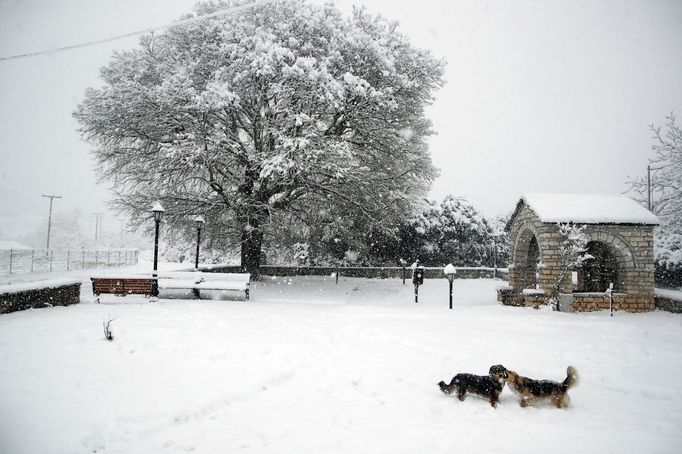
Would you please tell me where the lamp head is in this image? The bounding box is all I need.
[151,201,165,222]
[443,263,457,283]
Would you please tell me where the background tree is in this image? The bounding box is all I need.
[628,113,682,287]
[74,0,444,275]
[409,195,494,266]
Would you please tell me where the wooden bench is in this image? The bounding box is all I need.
[91,276,153,303]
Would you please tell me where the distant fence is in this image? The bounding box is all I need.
[204,265,510,280]
[0,249,139,276]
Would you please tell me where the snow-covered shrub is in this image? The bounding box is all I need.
[406,195,496,266]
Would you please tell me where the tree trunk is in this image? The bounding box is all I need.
[241,221,264,278]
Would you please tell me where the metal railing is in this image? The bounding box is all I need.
[0,249,139,275]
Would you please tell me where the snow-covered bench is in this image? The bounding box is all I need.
[158,272,251,301]
[91,272,251,302]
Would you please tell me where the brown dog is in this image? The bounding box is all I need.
[500,366,579,408]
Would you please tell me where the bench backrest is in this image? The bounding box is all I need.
[159,271,250,283]
[91,277,152,295]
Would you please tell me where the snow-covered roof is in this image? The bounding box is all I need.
[513,193,659,226]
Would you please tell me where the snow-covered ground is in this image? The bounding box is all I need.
[1,275,681,454]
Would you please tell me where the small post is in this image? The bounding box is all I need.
[399,258,407,285]
[335,264,339,284]
[9,249,13,274]
[607,282,614,317]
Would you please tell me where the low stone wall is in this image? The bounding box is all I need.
[204,265,506,280]
[498,290,655,313]
[0,279,81,314]
[572,293,631,312]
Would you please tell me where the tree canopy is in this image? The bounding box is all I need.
[628,113,682,269]
[74,0,444,274]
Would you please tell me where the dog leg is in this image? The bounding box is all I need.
[558,394,570,408]
[457,389,466,401]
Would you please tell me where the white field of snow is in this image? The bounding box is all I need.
[1,275,681,454]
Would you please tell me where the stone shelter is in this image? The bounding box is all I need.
[500,193,659,312]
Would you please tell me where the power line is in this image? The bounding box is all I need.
[0,188,43,211]
[0,185,42,204]
[0,194,41,212]
[0,0,276,62]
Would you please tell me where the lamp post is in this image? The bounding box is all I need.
[151,202,165,297]
[444,263,457,309]
[412,259,425,303]
[193,215,205,270]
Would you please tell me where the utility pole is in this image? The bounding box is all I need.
[647,164,651,211]
[42,194,62,250]
[91,212,104,242]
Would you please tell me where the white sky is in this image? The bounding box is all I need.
[1,0,681,239]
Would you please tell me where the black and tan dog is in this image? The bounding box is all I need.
[438,365,508,408]
[499,365,579,408]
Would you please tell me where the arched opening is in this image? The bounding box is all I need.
[578,241,620,292]
[527,236,540,288]
[527,236,539,267]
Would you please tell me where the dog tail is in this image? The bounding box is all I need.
[563,366,579,390]
[438,381,452,394]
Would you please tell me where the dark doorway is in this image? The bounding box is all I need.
[526,236,540,287]
[579,241,619,292]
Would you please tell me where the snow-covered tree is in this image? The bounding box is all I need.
[405,195,494,266]
[629,113,682,224]
[489,214,510,268]
[19,209,89,249]
[627,113,682,286]
[74,0,444,275]
[548,223,592,308]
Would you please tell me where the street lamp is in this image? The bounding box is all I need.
[444,263,457,309]
[194,215,205,270]
[151,201,165,297]
[412,259,425,303]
